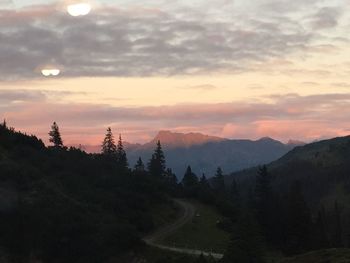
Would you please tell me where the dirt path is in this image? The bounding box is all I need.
[143,199,224,260]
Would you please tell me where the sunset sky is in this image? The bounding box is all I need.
[1,0,350,146]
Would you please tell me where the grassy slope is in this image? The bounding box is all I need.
[161,200,230,253]
[278,248,350,263]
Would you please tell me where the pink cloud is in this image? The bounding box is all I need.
[2,92,350,147]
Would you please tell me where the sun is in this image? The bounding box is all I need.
[67,2,91,17]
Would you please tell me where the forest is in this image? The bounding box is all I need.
[0,121,350,263]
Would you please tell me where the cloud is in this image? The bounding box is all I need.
[1,92,350,144]
[310,7,341,30]
[0,89,85,106]
[179,84,218,91]
[0,3,318,80]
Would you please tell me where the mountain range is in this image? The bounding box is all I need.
[123,130,303,178]
[229,135,350,210]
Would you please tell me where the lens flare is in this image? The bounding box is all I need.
[67,3,91,16]
[41,69,61,77]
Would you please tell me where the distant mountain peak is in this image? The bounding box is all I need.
[257,137,280,143]
[151,130,226,148]
[287,139,306,146]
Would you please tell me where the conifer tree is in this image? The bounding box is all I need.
[116,134,128,171]
[333,201,343,247]
[164,168,178,188]
[223,209,265,263]
[213,167,225,192]
[49,122,63,148]
[285,181,312,254]
[312,206,329,249]
[148,140,166,177]
[101,127,116,156]
[199,174,209,188]
[230,179,239,201]
[254,165,274,239]
[2,119,7,128]
[182,166,199,196]
[134,157,145,172]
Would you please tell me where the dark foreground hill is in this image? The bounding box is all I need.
[0,124,176,263]
[126,131,299,178]
[229,135,350,247]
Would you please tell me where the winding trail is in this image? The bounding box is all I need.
[143,199,224,260]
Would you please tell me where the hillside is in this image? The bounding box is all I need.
[0,124,177,263]
[229,135,350,247]
[126,131,298,178]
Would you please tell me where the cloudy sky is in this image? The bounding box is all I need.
[1,0,350,146]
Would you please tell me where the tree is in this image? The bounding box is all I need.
[229,179,239,201]
[148,140,166,177]
[48,122,63,148]
[181,166,199,197]
[2,119,7,128]
[312,206,329,249]
[164,168,178,193]
[223,209,265,263]
[101,127,116,156]
[254,166,274,239]
[116,134,128,172]
[284,181,312,254]
[212,167,225,192]
[333,201,343,247]
[199,174,210,188]
[134,157,145,172]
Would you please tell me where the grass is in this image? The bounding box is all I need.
[111,244,217,263]
[278,248,350,263]
[161,200,230,253]
[151,200,180,228]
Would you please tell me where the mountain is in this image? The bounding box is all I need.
[126,131,298,178]
[229,135,350,231]
[143,130,226,149]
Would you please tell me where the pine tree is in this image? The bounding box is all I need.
[2,119,7,128]
[223,209,265,263]
[182,166,199,197]
[254,166,273,237]
[333,201,343,247]
[101,127,117,156]
[148,140,166,177]
[285,181,312,254]
[230,179,239,201]
[312,206,329,249]
[116,134,128,172]
[213,167,225,192]
[134,157,145,172]
[48,122,63,148]
[199,174,209,188]
[164,168,178,187]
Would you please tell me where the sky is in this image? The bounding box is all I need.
[1,0,350,146]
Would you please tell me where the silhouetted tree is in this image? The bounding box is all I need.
[148,140,166,177]
[2,119,7,128]
[223,209,265,263]
[182,166,199,197]
[212,167,225,193]
[116,134,128,172]
[134,157,145,172]
[199,174,209,188]
[333,201,343,247]
[312,206,329,249]
[101,127,116,156]
[229,179,240,201]
[284,181,312,254]
[49,122,63,148]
